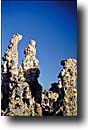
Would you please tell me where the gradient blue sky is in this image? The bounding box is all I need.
[2,1,77,89]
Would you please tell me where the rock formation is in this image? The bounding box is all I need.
[59,59,77,116]
[42,59,77,116]
[1,33,22,112]
[1,34,77,116]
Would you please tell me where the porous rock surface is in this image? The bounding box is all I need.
[1,34,77,116]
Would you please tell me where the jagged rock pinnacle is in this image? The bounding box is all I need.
[10,33,22,44]
[22,39,39,71]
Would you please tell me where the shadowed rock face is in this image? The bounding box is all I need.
[1,34,77,116]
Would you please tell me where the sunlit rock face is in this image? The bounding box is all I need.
[1,34,77,116]
[22,39,39,71]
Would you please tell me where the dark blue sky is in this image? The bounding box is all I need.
[2,1,77,89]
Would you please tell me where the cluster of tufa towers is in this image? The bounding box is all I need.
[1,33,77,116]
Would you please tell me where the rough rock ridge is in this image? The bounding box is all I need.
[1,34,77,116]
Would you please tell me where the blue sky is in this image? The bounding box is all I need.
[2,1,77,89]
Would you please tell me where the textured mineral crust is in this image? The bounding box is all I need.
[1,34,77,116]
